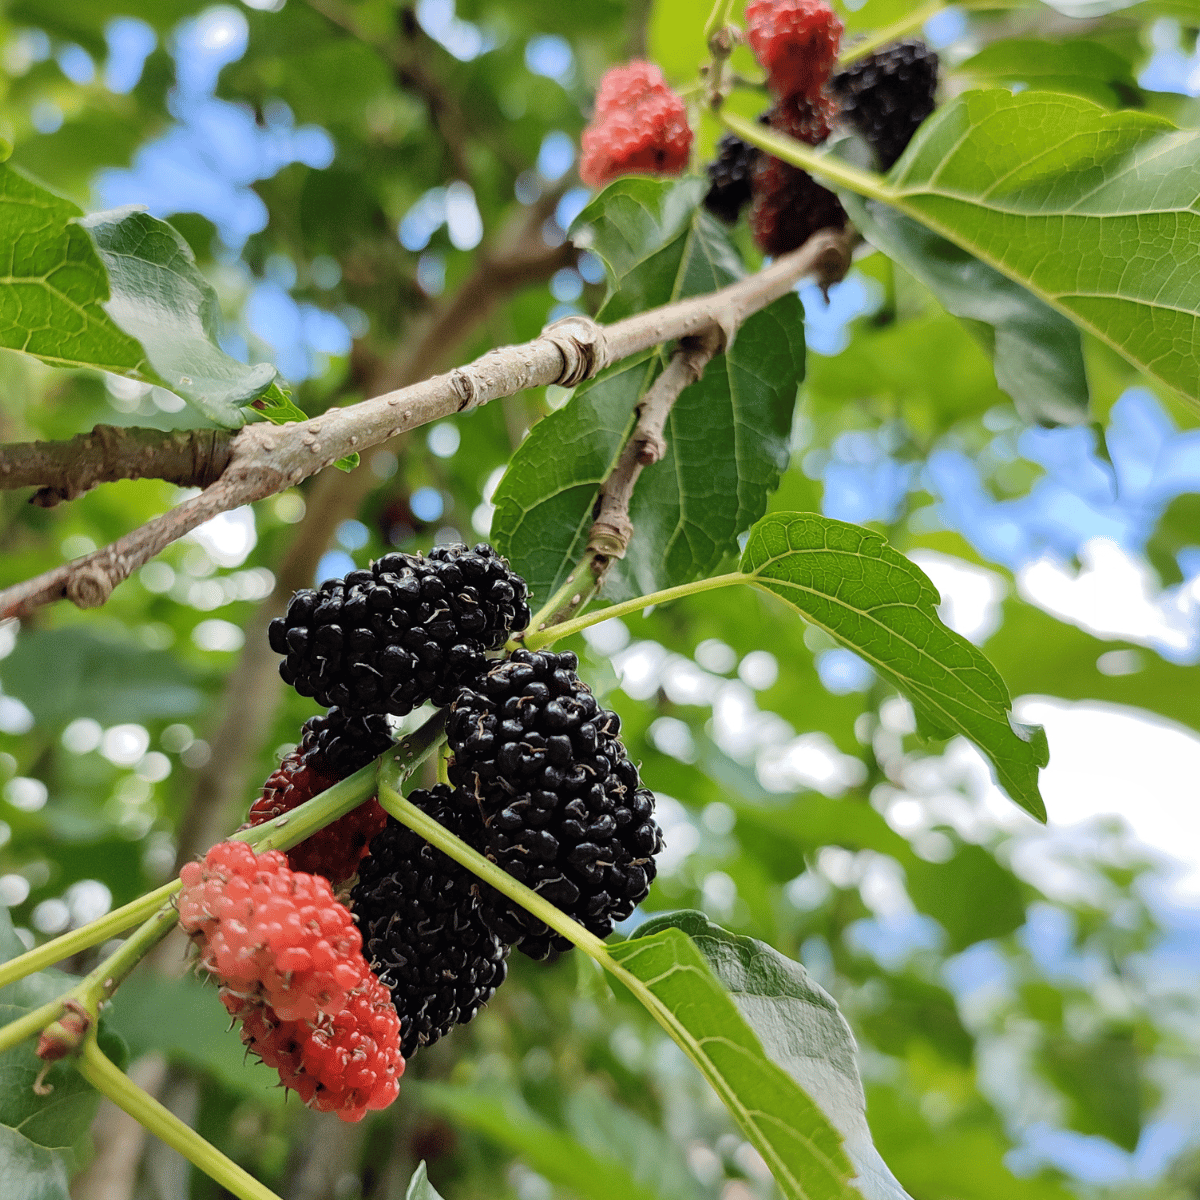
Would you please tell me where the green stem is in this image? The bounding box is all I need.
[702,0,737,43]
[0,880,178,992]
[523,561,597,639]
[720,110,890,203]
[77,1034,283,1200]
[523,571,745,651]
[0,997,67,1056]
[0,902,178,1058]
[837,0,999,65]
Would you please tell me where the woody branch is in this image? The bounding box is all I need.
[0,226,853,622]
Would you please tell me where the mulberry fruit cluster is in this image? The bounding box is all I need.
[750,93,847,257]
[447,649,663,960]
[179,841,403,1121]
[831,40,939,169]
[245,708,394,884]
[703,133,760,225]
[223,541,663,1092]
[580,60,693,189]
[700,0,848,255]
[269,543,529,717]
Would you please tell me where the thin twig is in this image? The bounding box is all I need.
[0,426,232,506]
[0,227,853,621]
[588,327,724,580]
[531,328,725,631]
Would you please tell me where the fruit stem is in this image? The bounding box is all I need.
[376,750,802,1175]
[0,901,178,1058]
[522,562,601,641]
[837,0,997,67]
[720,110,891,203]
[702,0,737,44]
[77,1033,284,1200]
[376,763,609,961]
[0,879,178,992]
[522,571,746,651]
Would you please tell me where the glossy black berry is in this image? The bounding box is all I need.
[269,543,531,716]
[831,40,939,170]
[447,649,664,960]
[296,707,395,778]
[703,134,759,225]
[351,785,509,1058]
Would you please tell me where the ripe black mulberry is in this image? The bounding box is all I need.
[351,786,509,1058]
[830,40,939,170]
[447,649,664,959]
[269,544,530,717]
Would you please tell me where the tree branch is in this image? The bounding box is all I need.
[0,227,853,621]
[528,329,725,632]
[587,327,724,575]
[0,426,232,507]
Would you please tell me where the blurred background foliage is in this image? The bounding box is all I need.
[3,1,1200,1198]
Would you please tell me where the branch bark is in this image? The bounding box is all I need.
[586,327,724,574]
[0,226,853,621]
[0,426,232,506]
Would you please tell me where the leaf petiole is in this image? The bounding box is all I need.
[522,572,746,650]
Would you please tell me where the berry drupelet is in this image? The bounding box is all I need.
[269,543,530,718]
[580,60,693,189]
[447,649,664,960]
[351,786,509,1059]
[745,0,843,100]
[178,841,404,1121]
[831,40,939,170]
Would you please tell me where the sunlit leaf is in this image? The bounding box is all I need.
[81,207,278,428]
[739,513,1048,819]
[493,179,802,605]
[886,91,1200,407]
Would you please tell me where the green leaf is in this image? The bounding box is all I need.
[572,176,744,319]
[406,1162,446,1200]
[635,911,912,1200]
[0,163,148,378]
[609,922,859,1200]
[0,910,101,1200]
[840,198,1090,427]
[884,91,1200,408]
[958,39,1140,108]
[492,180,803,604]
[81,207,279,428]
[418,1082,684,1200]
[0,166,278,428]
[738,513,1048,819]
[253,383,308,427]
[1039,1029,1144,1151]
